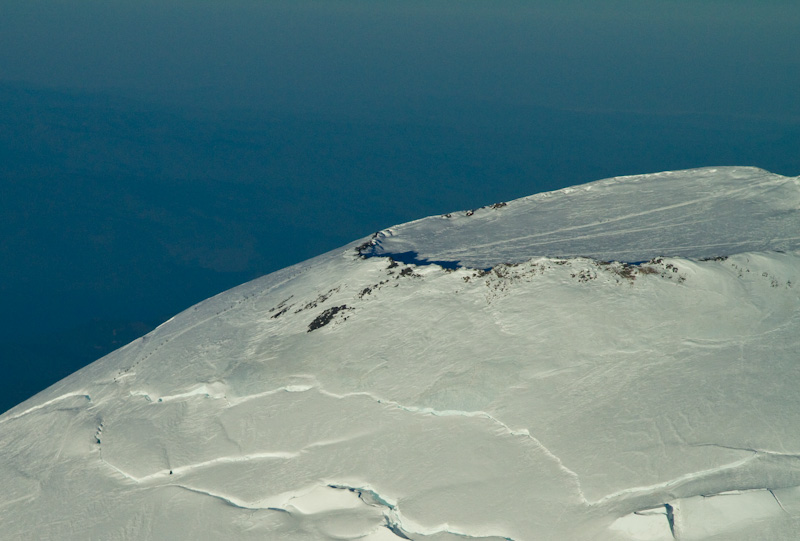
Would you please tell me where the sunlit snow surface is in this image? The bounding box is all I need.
[1,167,799,540]
[368,166,800,266]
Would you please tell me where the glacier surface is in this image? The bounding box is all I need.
[1,166,799,540]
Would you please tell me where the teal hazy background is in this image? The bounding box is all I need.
[2,0,799,412]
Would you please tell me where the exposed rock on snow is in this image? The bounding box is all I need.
[1,167,799,540]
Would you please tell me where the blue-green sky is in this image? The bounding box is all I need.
[3,1,799,119]
[2,0,799,412]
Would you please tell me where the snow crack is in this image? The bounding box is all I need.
[166,484,288,513]
[690,442,800,458]
[768,489,790,515]
[664,503,676,538]
[326,483,516,541]
[316,388,588,504]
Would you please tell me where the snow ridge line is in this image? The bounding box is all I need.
[592,445,800,516]
[100,437,362,485]
[105,456,520,540]
[592,454,757,510]
[314,387,589,505]
[140,452,302,483]
[112,381,800,517]
[124,382,587,504]
[0,392,91,424]
[129,383,316,406]
[125,476,519,540]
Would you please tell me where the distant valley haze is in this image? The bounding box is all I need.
[1,0,799,413]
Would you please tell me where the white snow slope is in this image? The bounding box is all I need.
[1,166,799,540]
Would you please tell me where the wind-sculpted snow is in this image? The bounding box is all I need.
[362,167,800,267]
[1,167,799,539]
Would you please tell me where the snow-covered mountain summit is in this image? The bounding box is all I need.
[1,167,799,540]
[365,166,800,266]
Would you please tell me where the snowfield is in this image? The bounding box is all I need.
[1,166,799,540]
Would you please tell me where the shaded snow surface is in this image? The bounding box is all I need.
[1,166,799,540]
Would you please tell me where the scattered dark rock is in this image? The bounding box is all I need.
[270,305,292,319]
[355,232,380,258]
[268,296,294,318]
[269,295,294,312]
[398,267,420,278]
[637,266,660,275]
[308,305,351,332]
[358,280,389,299]
[616,264,636,281]
[571,269,597,282]
[295,288,339,314]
